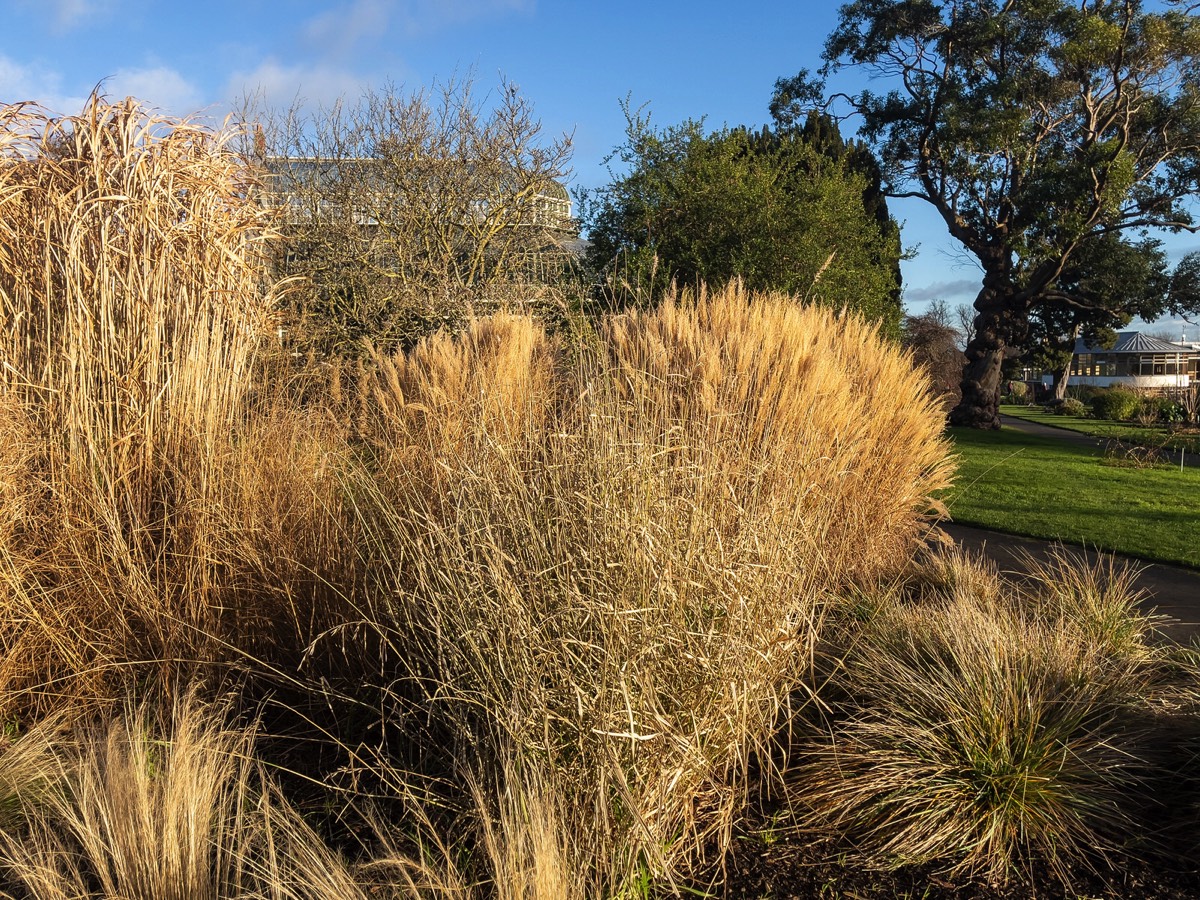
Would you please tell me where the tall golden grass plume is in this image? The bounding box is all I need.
[0,97,298,714]
[355,282,954,889]
[601,283,955,581]
[0,98,276,497]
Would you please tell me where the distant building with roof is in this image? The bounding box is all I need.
[258,155,579,285]
[1062,330,1199,390]
[260,156,575,234]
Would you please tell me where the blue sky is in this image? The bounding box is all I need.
[3,0,1199,336]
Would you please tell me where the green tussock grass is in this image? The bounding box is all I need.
[792,549,1191,887]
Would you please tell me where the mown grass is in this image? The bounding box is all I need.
[1001,403,1200,455]
[946,425,1200,568]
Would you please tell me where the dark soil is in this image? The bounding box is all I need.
[712,832,1200,899]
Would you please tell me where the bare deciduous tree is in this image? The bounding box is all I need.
[954,304,976,352]
[243,76,575,356]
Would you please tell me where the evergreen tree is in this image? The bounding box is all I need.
[814,0,1200,427]
[580,102,903,335]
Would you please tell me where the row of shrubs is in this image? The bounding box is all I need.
[1042,386,1193,425]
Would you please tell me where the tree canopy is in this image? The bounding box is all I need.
[580,104,903,335]
[248,76,574,356]
[812,0,1200,426]
[1025,233,1170,397]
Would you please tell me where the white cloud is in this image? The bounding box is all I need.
[0,54,89,114]
[905,278,980,305]
[0,55,206,121]
[225,59,368,111]
[106,66,207,117]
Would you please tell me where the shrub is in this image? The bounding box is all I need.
[1053,396,1087,417]
[1090,387,1142,421]
[1004,380,1029,402]
[902,312,965,408]
[1153,396,1187,425]
[252,76,575,357]
[0,97,959,893]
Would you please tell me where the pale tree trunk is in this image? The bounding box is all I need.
[948,269,1028,429]
[1053,365,1071,400]
[1051,324,1079,400]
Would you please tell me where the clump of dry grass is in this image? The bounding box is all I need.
[0,96,966,893]
[795,548,1176,887]
[1023,547,1163,664]
[600,283,953,582]
[0,694,369,900]
[0,97,274,518]
[0,97,321,714]
[352,284,954,890]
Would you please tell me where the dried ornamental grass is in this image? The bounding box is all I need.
[354,284,954,889]
[0,97,284,712]
[0,695,369,900]
[0,98,276,509]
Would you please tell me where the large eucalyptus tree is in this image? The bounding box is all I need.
[812,0,1200,427]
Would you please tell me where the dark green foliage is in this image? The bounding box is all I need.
[1089,388,1142,422]
[580,104,902,335]
[1026,235,1171,398]
[1153,396,1187,424]
[1091,387,1143,422]
[1056,397,1089,417]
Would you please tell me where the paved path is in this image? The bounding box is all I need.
[942,522,1200,642]
[943,416,1200,641]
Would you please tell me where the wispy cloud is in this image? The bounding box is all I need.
[303,0,393,59]
[301,0,534,55]
[0,56,206,119]
[905,278,980,304]
[50,0,101,27]
[0,54,89,114]
[18,0,113,30]
[225,59,369,110]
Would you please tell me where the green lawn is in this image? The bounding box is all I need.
[945,425,1200,569]
[1000,404,1200,455]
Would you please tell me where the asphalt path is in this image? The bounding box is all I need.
[941,522,1200,642]
[943,416,1200,642]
